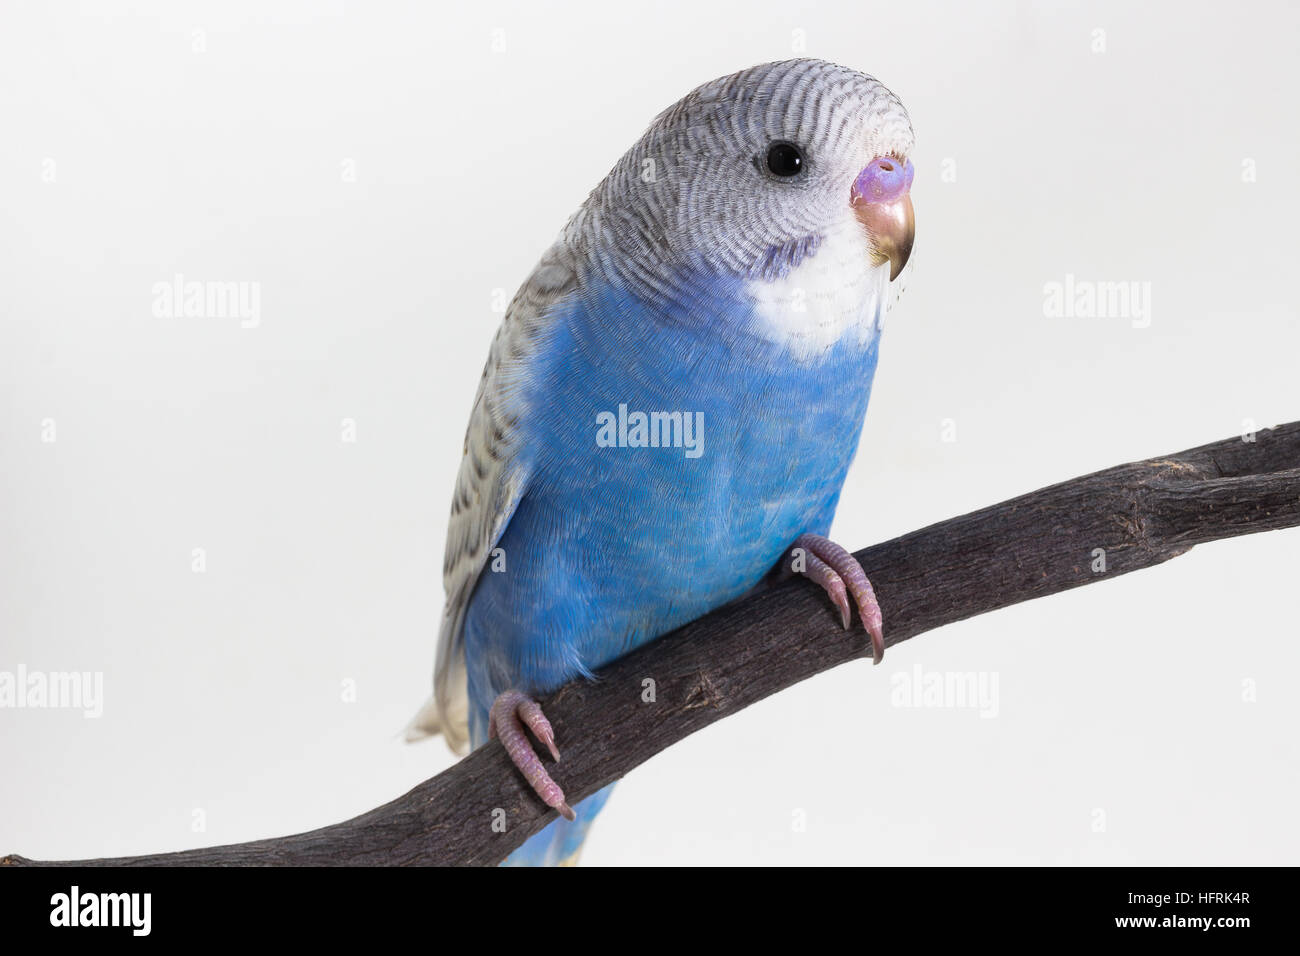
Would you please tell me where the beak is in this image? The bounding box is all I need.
[851,157,915,281]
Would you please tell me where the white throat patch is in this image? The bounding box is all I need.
[745,216,894,360]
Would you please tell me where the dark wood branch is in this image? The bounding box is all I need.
[6,423,1299,867]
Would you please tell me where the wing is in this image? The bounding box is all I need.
[406,241,579,753]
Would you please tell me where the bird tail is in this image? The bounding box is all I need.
[403,695,444,743]
[500,784,616,867]
[402,693,471,755]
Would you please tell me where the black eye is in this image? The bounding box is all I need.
[765,141,805,177]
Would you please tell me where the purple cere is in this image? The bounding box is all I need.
[852,156,914,205]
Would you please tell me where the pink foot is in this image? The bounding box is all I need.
[792,533,885,665]
[488,690,576,821]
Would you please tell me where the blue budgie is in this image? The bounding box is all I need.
[407,58,915,866]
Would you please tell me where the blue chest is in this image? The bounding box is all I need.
[462,280,880,741]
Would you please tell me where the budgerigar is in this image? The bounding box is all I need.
[407,58,916,866]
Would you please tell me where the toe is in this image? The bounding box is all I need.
[517,696,561,761]
[794,542,853,629]
[490,690,571,818]
[794,533,886,663]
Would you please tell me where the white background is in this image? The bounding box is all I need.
[2,0,1297,866]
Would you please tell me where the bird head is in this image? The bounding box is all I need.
[581,58,915,314]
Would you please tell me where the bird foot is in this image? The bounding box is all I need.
[488,690,576,821]
[791,533,885,664]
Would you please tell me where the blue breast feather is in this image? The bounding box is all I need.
[462,275,881,743]
[466,274,880,865]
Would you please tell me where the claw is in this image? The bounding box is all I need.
[799,549,852,629]
[516,695,561,762]
[793,533,886,664]
[489,690,575,820]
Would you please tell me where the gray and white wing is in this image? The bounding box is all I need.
[406,242,579,753]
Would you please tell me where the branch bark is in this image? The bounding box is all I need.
[7,423,1300,867]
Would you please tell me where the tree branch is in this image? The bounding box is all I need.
[7,423,1299,867]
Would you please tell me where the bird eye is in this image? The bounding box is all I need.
[765,141,805,177]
